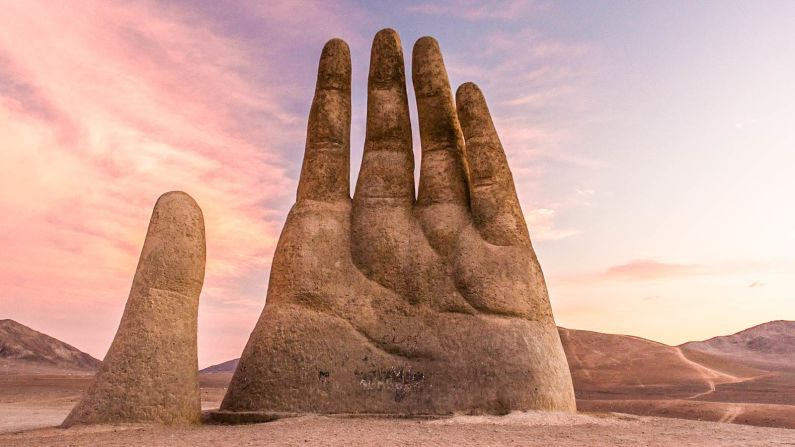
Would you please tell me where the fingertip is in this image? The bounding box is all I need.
[411,36,449,98]
[456,82,484,104]
[322,38,350,57]
[412,36,441,70]
[413,36,440,55]
[318,38,351,90]
[370,28,405,85]
[150,191,205,241]
[411,36,442,75]
[374,28,401,45]
[157,189,198,208]
[457,83,495,140]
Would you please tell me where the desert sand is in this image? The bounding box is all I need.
[5,409,795,446]
[0,373,225,434]
[3,371,794,446]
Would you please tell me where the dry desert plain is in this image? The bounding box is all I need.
[1,319,794,445]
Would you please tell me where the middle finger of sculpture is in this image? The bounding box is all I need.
[219,29,576,418]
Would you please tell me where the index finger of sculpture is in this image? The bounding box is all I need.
[456,82,530,246]
[296,38,352,203]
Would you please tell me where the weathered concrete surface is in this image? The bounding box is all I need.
[62,191,205,427]
[219,29,575,417]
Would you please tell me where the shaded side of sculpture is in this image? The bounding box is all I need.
[218,29,575,418]
[62,191,206,427]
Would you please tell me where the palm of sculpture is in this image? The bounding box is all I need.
[220,29,575,417]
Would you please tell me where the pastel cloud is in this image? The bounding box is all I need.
[604,260,703,280]
[407,0,537,21]
[0,0,368,365]
[603,260,788,282]
[525,208,582,242]
[552,259,786,285]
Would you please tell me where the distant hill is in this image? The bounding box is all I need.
[0,319,100,373]
[681,320,795,372]
[558,327,763,400]
[201,358,238,374]
[560,323,795,428]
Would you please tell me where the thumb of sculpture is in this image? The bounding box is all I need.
[62,191,206,427]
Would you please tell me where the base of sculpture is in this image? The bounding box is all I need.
[208,411,291,424]
[218,303,576,418]
[207,410,454,425]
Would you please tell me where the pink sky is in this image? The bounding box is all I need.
[1,1,793,367]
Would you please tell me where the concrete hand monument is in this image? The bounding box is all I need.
[219,29,575,419]
[63,191,205,426]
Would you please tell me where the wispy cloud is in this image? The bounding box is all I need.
[440,23,604,218]
[604,260,704,280]
[0,0,367,365]
[407,0,538,21]
[525,208,582,241]
[554,259,786,285]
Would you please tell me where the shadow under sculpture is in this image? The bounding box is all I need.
[62,191,206,427]
[217,29,575,421]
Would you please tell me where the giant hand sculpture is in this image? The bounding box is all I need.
[219,29,575,418]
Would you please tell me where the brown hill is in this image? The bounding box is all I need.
[559,325,795,428]
[558,327,763,400]
[0,320,100,373]
[200,358,238,374]
[681,320,795,372]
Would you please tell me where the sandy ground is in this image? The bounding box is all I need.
[3,412,795,446]
[2,372,793,445]
[0,374,93,433]
[579,399,795,429]
[0,373,228,434]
